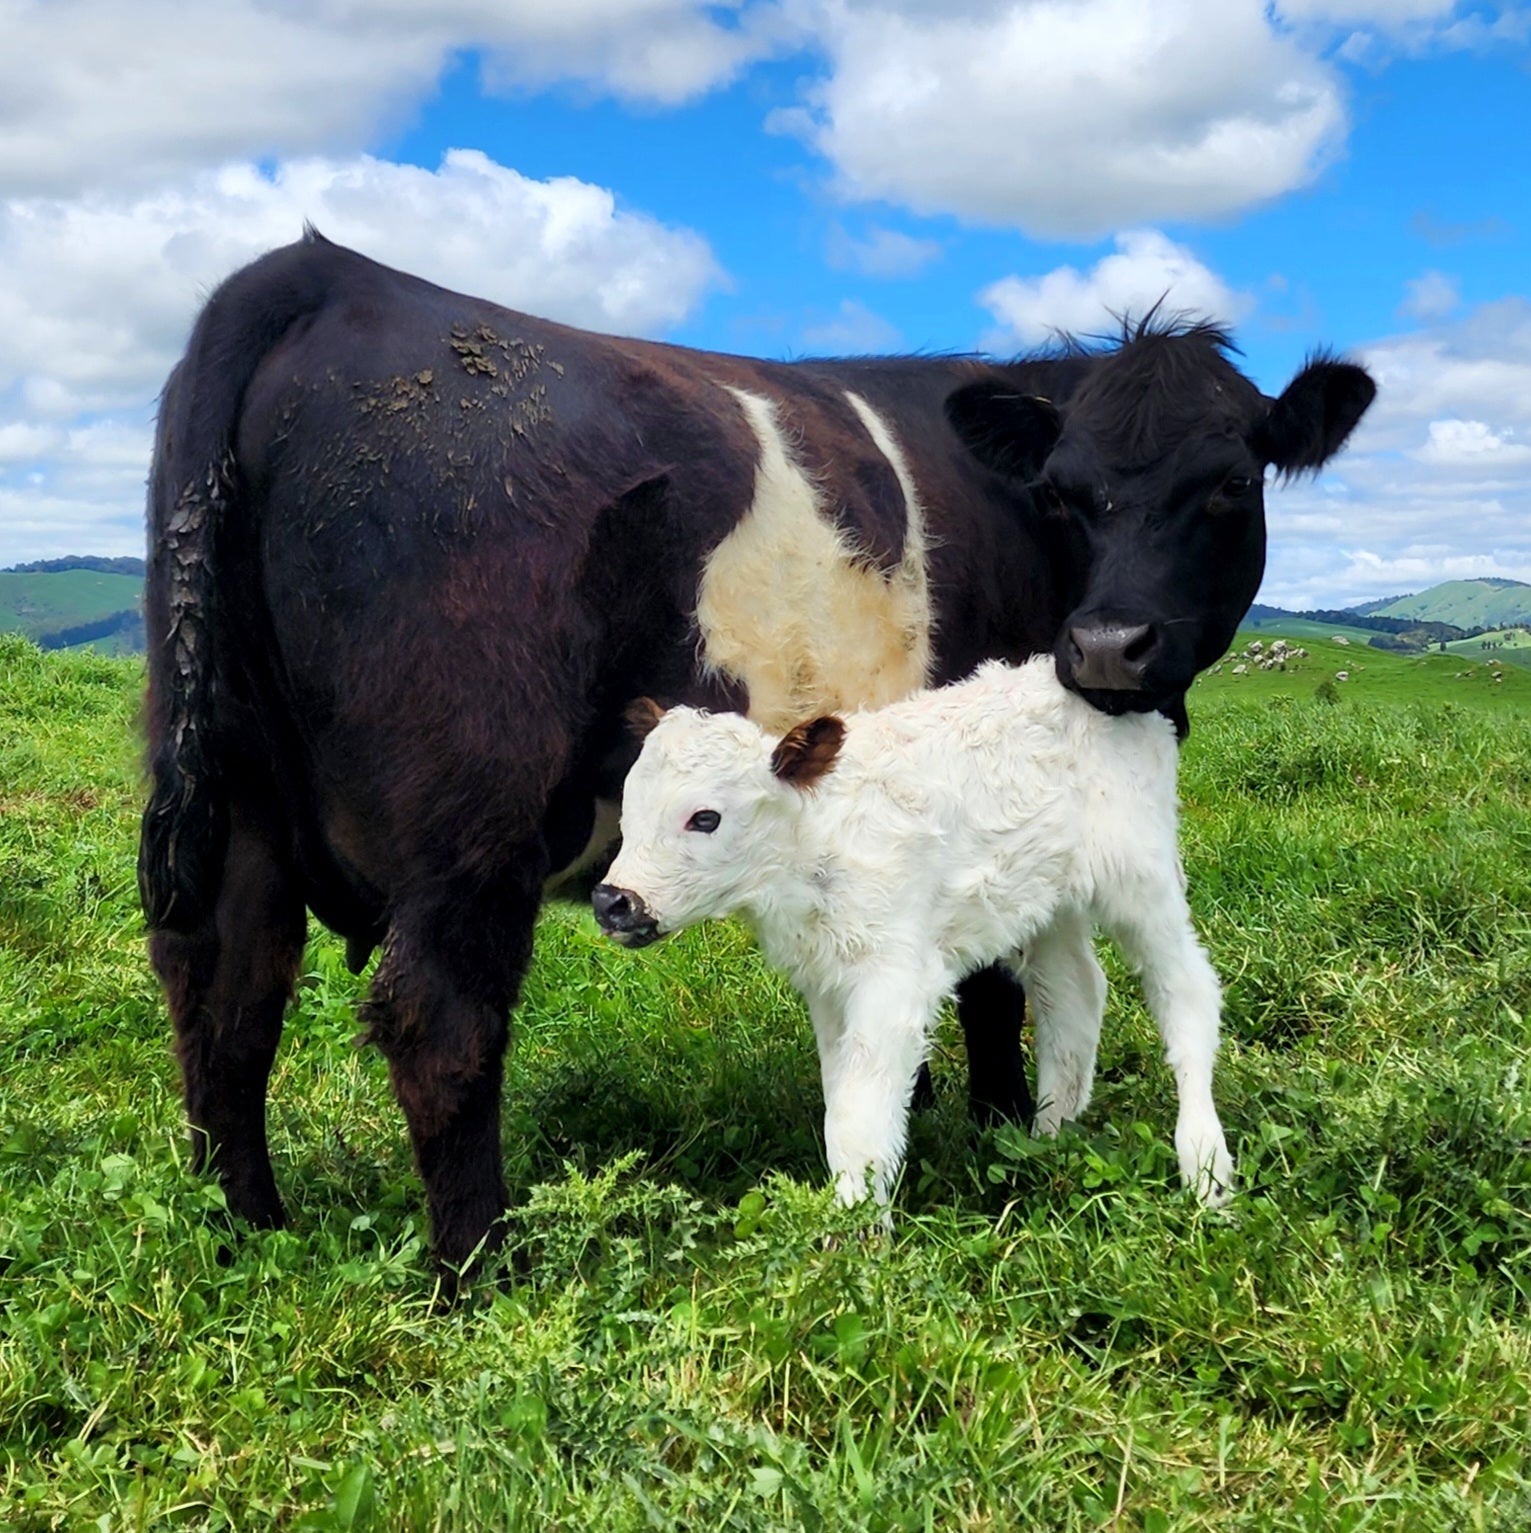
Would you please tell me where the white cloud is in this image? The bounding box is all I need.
[799,298,902,353]
[826,223,944,279]
[1412,418,1531,467]
[1275,0,1456,22]
[1399,269,1460,322]
[979,230,1252,350]
[1259,297,1531,606]
[0,151,722,423]
[781,0,1347,239]
[0,0,778,198]
[0,151,722,564]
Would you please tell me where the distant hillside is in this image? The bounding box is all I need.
[3,555,145,577]
[0,567,145,654]
[1364,578,1531,629]
[1244,602,1466,651]
[1443,626,1531,670]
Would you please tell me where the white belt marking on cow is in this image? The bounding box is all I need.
[696,386,932,735]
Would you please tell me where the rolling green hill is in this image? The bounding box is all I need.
[0,568,144,653]
[1195,629,1531,709]
[1364,577,1531,629]
[1442,626,1531,669]
[1241,612,1382,646]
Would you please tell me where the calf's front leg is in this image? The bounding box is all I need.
[1106,898,1233,1207]
[815,973,938,1213]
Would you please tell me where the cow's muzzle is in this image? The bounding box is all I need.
[1062,621,1160,693]
[592,883,661,947]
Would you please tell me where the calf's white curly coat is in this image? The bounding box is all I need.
[601,657,1233,1215]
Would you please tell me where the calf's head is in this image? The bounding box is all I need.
[946,322,1377,717]
[594,705,844,946]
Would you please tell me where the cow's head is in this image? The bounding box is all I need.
[593,704,843,946]
[946,322,1376,718]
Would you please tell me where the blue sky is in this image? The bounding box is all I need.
[1,0,1528,608]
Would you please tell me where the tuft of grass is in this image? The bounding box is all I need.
[3,634,1531,1530]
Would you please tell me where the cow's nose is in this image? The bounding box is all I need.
[1066,623,1158,691]
[592,883,660,945]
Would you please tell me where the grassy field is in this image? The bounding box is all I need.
[3,632,1530,1531]
[1199,630,1531,708]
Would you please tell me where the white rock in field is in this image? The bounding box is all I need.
[1335,670,1350,681]
[1232,663,1247,675]
[1332,635,1350,646]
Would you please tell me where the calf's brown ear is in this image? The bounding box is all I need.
[625,697,667,739]
[770,716,845,789]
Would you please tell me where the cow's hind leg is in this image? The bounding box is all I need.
[150,802,306,1227]
[362,861,542,1277]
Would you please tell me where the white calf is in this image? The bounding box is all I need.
[594,657,1233,1215]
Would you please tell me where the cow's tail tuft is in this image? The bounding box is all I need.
[137,442,236,931]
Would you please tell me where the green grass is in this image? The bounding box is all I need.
[3,632,1531,1530]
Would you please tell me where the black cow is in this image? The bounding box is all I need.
[139,231,1374,1274]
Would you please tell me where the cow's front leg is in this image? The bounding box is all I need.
[819,973,939,1215]
[952,966,1037,1126]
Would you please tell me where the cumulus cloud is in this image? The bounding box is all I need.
[1399,269,1460,322]
[979,230,1252,350]
[0,0,778,197]
[780,0,1347,239]
[1260,297,1531,606]
[1274,0,1456,22]
[799,298,903,353]
[1412,418,1531,467]
[826,223,944,279]
[0,150,722,422]
[0,151,722,564]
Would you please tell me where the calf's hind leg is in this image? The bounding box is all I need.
[361,861,543,1275]
[150,802,306,1228]
[1009,910,1107,1138]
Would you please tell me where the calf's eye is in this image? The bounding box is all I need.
[686,809,721,834]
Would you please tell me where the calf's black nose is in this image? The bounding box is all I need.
[592,883,636,926]
[592,883,659,945]
[1066,622,1158,691]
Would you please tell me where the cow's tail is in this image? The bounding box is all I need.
[138,227,340,932]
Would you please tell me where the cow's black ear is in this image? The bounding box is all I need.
[625,697,667,740]
[1254,359,1376,476]
[769,716,844,790]
[945,382,1062,479]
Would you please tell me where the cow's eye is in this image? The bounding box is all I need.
[1222,474,1255,497]
[686,809,721,834]
[1039,483,1070,518]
